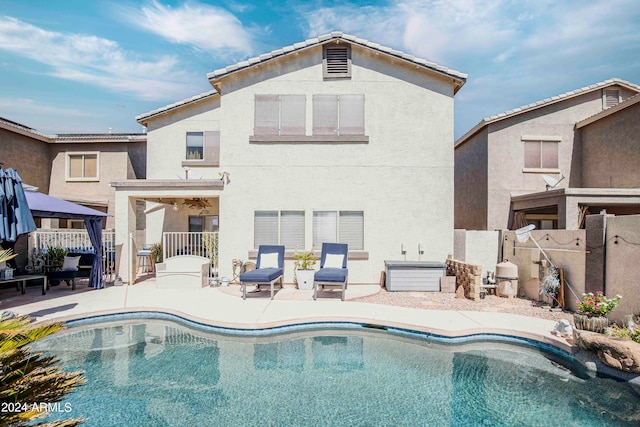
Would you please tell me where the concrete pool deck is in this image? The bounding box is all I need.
[0,278,576,353]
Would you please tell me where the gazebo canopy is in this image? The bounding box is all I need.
[23,186,110,289]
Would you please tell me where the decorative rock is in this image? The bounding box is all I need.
[575,329,640,373]
[455,285,466,299]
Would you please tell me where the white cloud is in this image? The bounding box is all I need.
[116,0,255,55]
[0,16,202,101]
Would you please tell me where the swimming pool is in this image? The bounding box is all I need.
[34,315,640,426]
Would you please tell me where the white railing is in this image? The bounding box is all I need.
[162,232,218,276]
[31,229,116,276]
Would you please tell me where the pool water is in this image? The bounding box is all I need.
[34,318,640,426]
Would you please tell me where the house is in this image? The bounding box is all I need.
[454,78,640,231]
[112,32,467,284]
[0,117,146,230]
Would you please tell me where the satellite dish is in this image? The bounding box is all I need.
[176,167,202,180]
[515,224,536,243]
[542,173,565,190]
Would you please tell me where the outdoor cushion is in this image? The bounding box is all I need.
[314,268,348,283]
[240,268,283,283]
[258,252,279,269]
[323,253,344,269]
[61,256,81,271]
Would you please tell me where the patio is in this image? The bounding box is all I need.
[0,275,576,354]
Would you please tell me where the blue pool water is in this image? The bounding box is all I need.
[34,317,640,426]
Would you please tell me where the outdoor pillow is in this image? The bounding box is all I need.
[61,256,81,271]
[323,253,344,269]
[259,252,280,269]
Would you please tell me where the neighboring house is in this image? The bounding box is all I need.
[113,31,467,284]
[0,117,146,229]
[48,133,146,229]
[454,78,640,231]
[0,117,51,193]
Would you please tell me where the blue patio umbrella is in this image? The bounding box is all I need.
[0,167,36,244]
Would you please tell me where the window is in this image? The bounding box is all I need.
[604,89,620,108]
[254,211,304,249]
[183,131,220,166]
[313,211,364,250]
[186,132,203,159]
[189,215,219,232]
[254,95,306,136]
[67,153,98,181]
[313,95,364,136]
[323,43,351,78]
[524,140,558,169]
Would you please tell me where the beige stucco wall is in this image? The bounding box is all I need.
[49,142,145,229]
[603,214,640,324]
[580,101,640,188]
[454,129,488,229]
[133,44,458,284]
[503,229,586,312]
[453,229,500,277]
[0,128,50,192]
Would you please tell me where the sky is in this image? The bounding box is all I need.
[1,0,639,140]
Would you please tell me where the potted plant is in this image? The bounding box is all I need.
[574,292,622,332]
[0,248,18,279]
[293,250,317,290]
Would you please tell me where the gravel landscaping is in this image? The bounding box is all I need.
[353,288,574,322]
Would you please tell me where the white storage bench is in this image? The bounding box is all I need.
[384,261,446,291]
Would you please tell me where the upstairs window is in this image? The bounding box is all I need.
[313,95,364,136]
[524,140,558,169]
[323,43,351,79]
[186,132,203,159]
[184,131,220,166]
[604,89,620,108]
[67,152,98,181]
[254,95,306,136]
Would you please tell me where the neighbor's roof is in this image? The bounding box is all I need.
[135,89,218,124]
[137,31,468,124]
[54,133,147,143]
[207,31,467,88]
[576,92,640,129]
[455,78,640,148]
[0,116,52,142]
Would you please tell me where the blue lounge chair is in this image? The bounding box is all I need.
[240,245,285,300]
[313,243,348,301]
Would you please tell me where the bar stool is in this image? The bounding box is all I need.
[137,245,152,273]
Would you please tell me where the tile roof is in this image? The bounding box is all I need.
[207,31,467,84]
[0,116,52,141]
[137,32,467,123]
[54,134,147,143]
[136,89,219,124]
[576,92,640,128]
[455,78,640,147]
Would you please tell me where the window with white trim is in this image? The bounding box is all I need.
[184,131,220,166]
[524,140,558,169]
[254,95,306,136]
[313,211,364,250]
[67,152,99,181]
[313,95,364,136]
[604,89,620,108]
[254,211,305,249]
[323,43,351,78]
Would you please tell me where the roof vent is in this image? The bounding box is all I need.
[323,43,351,78]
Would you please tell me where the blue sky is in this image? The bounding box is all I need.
[1,0,639,139]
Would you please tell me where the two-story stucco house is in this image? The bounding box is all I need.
[112,32,467,284]
[454,78,640,231]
